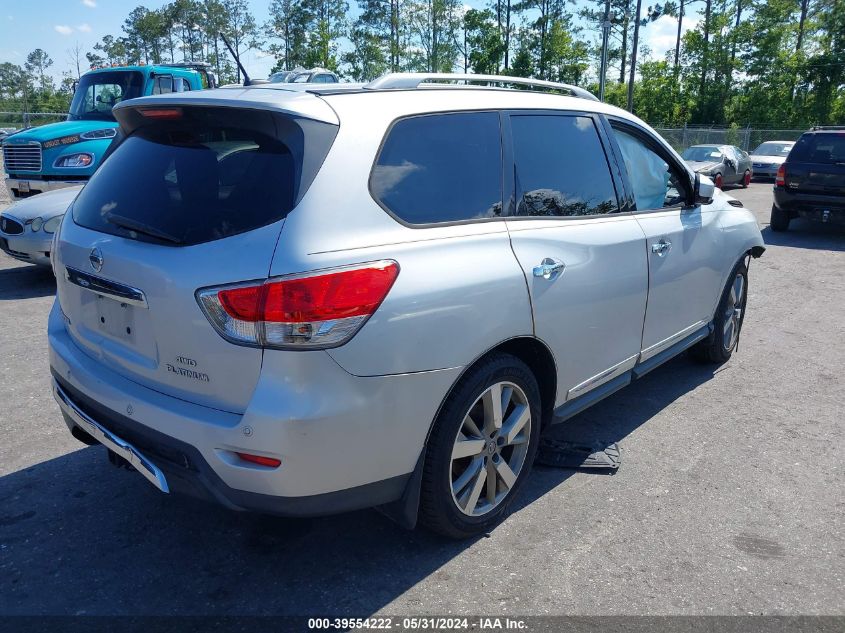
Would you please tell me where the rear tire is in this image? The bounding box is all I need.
[770,205,790,232]
[691,259,748,364]
[419,353,541,539]
[742,171,751,188]
[714,173,724,189]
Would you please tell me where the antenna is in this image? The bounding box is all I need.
[219,32,251,86]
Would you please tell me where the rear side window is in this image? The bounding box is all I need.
[511,115,618,217]
[789,133,845,165]
[73,107,337,246]
[371,112,503,224]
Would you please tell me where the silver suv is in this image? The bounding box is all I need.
[48,73,765,538]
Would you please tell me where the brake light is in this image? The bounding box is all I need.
[139,107,183,119]
[197,260,399,349]
[776,164,786,186]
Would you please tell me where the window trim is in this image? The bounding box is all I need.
[502,109,628,222]
[603,116,696,213]
[367,109,507,229]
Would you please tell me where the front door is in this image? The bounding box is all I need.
[607,120,725,361]
[504,112,649,406]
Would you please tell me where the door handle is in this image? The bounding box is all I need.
[533,258,565,279]
[651,240,672,257]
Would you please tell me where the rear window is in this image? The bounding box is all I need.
[72,107,337,246]
[788,133,845,165]
[370,112,503,224]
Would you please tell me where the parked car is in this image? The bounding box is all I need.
[2,62,214,201]
[682,144,753,189]
[0,186,80,266]
[48,73,764,538]
[771,126,845,231]
[749,140,795,180]
[269,67,339,84]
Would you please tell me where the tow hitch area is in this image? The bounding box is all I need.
[536,436,621,471]
[107,448,136,471]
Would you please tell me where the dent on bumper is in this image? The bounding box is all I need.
[47,300,461,507]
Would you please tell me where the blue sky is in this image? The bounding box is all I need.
[0,0,699,82]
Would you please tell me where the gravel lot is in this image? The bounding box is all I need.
[0,173,842,617]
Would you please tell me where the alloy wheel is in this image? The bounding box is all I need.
[449,381,532,517]
[723,273,745,351]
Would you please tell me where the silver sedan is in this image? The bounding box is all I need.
[0,186,81,266]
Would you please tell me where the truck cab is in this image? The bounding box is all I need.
[2,63,214,200]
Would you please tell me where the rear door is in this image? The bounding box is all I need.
[53,104,337,413]
[785,132,845,196]
[607,119,723,360]
[504,112,648,406]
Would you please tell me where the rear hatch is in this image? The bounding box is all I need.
[784,131,845,197]
[53,101,338,412]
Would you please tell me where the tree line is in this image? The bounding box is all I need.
[0,0,842,127]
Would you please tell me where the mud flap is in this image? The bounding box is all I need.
[535,437,621,471]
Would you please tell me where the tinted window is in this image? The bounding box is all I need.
[153,75,174,94]
[613,127,688,210]
[789,133,845,165]
[511,115,617,217]
[371,112,502,224]
[73,107,338,246]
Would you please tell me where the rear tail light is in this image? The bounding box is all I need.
[139,107,183,119]
[196,260,399,349]
[775,164,786,186]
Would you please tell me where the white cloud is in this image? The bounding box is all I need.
[77,23,92,32]
[82,0,97,7]
[640,14,701,60]
[54,25,74,35]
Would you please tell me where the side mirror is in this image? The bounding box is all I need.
[695,173,715,205]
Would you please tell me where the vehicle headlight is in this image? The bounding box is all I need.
[43,215,63,234]
[80,128,117,140]
[29,216,44,232]
[54,153,94,168]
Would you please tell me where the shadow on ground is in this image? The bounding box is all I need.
[0,354,716,616]
[0,262,55,300]
[761,220,845,252]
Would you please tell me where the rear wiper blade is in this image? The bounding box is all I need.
[105,212,183,244]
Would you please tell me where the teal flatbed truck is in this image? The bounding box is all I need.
[2,62,215,200]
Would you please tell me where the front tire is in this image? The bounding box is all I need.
[742,170,751,188]
[770,205,790,232]
[691,259,749,364]
[419,353,541,539]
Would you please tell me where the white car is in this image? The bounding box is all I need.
[750,141,795,180]
[0,186,80,266]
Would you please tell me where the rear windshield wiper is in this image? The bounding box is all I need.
[105,212,183,245]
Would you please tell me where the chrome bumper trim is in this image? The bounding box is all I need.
[53,379,169,493]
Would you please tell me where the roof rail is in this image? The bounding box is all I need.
[364,73,599,101]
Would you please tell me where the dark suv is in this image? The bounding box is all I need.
[771,127,845,231]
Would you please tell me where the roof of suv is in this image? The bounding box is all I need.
[115,74,644,130]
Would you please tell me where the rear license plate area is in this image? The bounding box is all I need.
[95,295,136,341]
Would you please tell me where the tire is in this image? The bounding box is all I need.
[742,170,751,188]
[419,353,542,539]
[713,173,724,189]
[770,205,790,232]
[691,259,749,364]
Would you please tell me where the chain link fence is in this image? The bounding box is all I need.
[0,111,66,131]
[654,125,807,153]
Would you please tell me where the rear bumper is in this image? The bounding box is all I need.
[5,176,86,201]
[0,230,52,266]
[48,299,460,515]
[773,188,845,224]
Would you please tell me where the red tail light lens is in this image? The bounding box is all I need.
[235,452,282,468]
[775,164,786,187]
[139,107,183,119]
[197,260,399,349]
